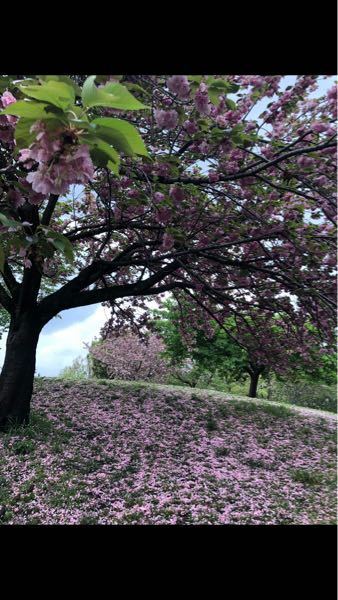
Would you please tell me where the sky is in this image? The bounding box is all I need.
[0,304,109,376]
[0,76,335,376]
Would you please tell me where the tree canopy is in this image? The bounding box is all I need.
[0,74,336,425]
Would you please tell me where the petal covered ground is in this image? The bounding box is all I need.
[0,379,336,525]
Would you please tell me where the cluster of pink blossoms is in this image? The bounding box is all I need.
[169,185,185,202]
[326,84,337,118]
[6,181,45,209]
[0,90,17,146]
[194,83,211,115]
[19,122,95,195]
[154,109,179,130]
[183,120,198,134]
[167,75,190,99]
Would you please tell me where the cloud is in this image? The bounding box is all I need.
[0,304,110,377]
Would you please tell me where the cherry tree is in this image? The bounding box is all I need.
[0,74,336,426]
[88,333,170,382]
[149,296,336,397]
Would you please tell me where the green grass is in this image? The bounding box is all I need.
[290,469,324,486]
[5,412,53,440]
[258,403,293,418]
[11,439,36,455]
[205,411,218,431]
[214,446,230,457]
[245,458,267,469]
[218,404,231,419]
[227,400,260,415]
[79,516,100,525]
[39,377,337,416]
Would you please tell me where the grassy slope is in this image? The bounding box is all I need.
[94,379,338,420]
[0,378,336,525]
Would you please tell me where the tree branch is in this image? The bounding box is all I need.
[1,261,20,297]
[0,283,13,313]
[41,194,59,226]
[125,138,337,186]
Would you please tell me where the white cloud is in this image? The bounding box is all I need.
[0,304,109,377]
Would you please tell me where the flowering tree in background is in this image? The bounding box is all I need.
[88,333,170,382]
[0,74,336,426]
[150,297,336,397]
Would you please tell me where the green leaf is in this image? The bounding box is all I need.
[50,238,73,261]
[13,119,37,149]
[14,78,38,87]
[19,80,75,110]
[208,90,222,106]
[2,100,63,120]
[106,160,120,174]
[210,127,227,139]
[197,118,210,132]
[85,135,120,174]
[82,76,148,110]
[1,100,65,150]
[187,76,202,84]
[42,229,74,263]
[208,79,240,94]
[38,75,82,97]
[13,117,65,151]
[91,117,148,157]
[124,82,149,96]
[65,104,90,130]
[0,213,23,229]
[0,75,16,93]
[61,238,74,263]
[225,98,237,110]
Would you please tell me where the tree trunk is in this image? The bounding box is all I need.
[0,313,42,429]
[248,370,260,398]
[267,372,272,400]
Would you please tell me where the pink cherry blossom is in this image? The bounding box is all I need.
[311,121,329,133]
[7,189,25,208]
[327,85,337,101]
[1,90,16,107]
[154,109,179,130]
[0,90,17,145]
[194,83,211,115]
[167,75,190,99]
[153,192,165,203]
[23,125,95,195]
[183,120,198,134]
[208,171,220,183]
[169,186,185,202]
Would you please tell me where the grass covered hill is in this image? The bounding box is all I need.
[0,378,336,525]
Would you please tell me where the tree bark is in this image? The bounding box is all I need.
[0,312,42,429]
[248,370,260,398]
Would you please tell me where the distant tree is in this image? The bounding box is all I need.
[88,333,170,382]
[151,298,336,397]
[87,338,109,379]
[151,300,262,395]
[59,355,89,380]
